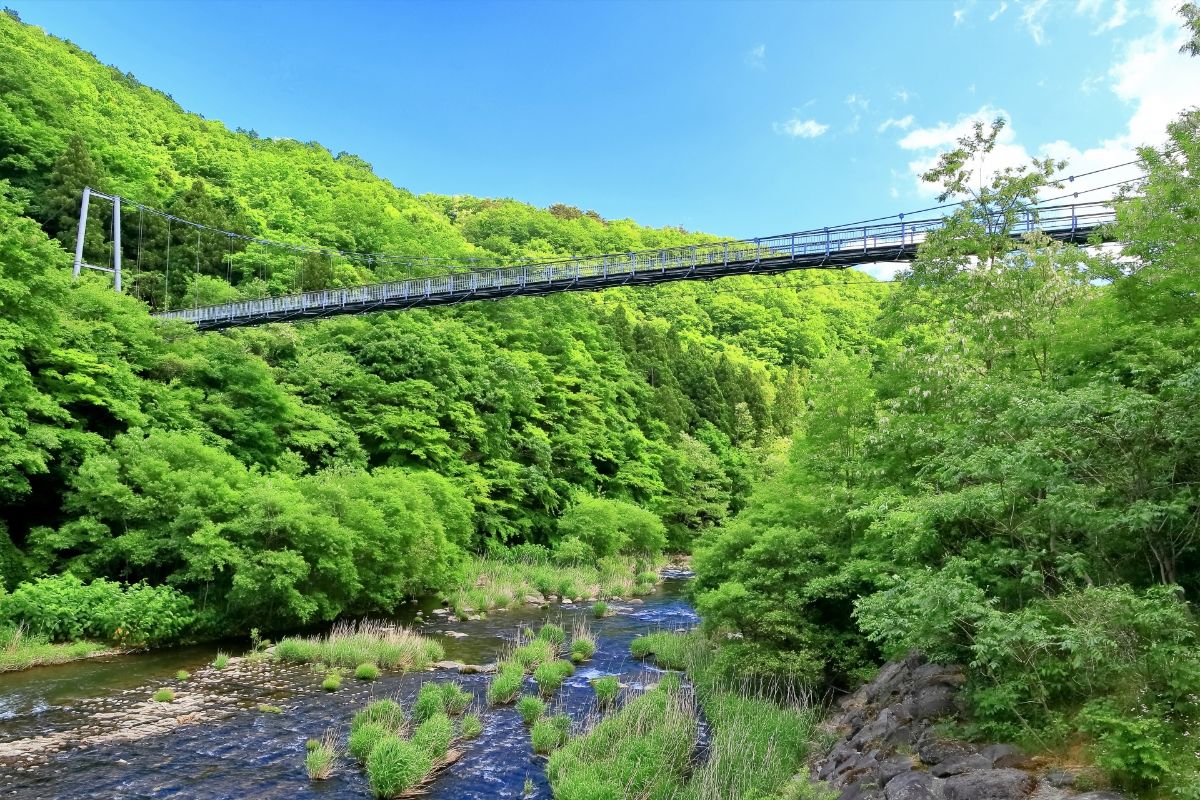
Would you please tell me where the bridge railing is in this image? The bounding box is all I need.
[155,201,1116,326]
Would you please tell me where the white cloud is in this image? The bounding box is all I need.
[953,6,968,25]
[894,7,1199,201]
[745,43,766,68]
[1079,73,1105,94]
[989,1,1009,22]
[845,93,870,111]
[895,88,912,103]
[774,118,830,139]
[1095,0,1130,32]
[1021,0,1051,44]
[878,115,915,133]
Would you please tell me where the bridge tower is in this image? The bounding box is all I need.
[71,186,123,292]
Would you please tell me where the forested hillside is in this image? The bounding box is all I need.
[0,11,881,634]
[693,116,1200,794]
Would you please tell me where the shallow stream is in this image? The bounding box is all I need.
[0,573,697,799]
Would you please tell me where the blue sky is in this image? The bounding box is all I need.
[14,0,1199,241]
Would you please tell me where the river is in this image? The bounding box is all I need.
[0,572,697,799]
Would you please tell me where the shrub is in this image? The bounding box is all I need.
[212,651,229,669]
[322,673,342,692]
[412,712,453,760]
[0,573,194,647]
[488,662,525,705]
[366,735,432,798]
[352,699,405,732]
[557,496,666,558]
[460,712,483,739]
[355,662,381,681]
[592,601,609,618]
[517,695,546,726]
[551,537,595,567]
[413,681,446,722]
[534,660,574,697]
[349,721,392,762]
[592,676,620,708]
[441,682,471,715]
[305,733,337,781]
[537,624,566,646]
[152,688,174,703]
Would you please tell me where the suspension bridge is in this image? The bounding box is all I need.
[70,179,1130,332]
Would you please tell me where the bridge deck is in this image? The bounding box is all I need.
[155,203,1112,331]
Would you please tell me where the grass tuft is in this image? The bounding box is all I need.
[413,681,446,722]
[152,688,174,703]
[352,698,406,732]
[175,669,190,681]
[460,711,483,739]
[517,694,546,726]
[305,731,338,781]
[355,662,381,681]
[322,673,342,692]
[441,682,472,715]
[366,735,432,798]
[531,714,571,755]
[212,651,230,670]
[592,601,609,618]
[349,721,393,763]
[592,675,620,708]
[534,659,575,697]
[257,704,283,713]
[275,619,443,672]
[411,712,453,760]
[488,661,525,705]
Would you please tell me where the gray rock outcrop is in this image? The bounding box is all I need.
[811,652,1121,800]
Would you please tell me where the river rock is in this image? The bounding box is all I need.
[942,769,1036,800]
[433,660,463,671]
[459,663,497,674]
[811,653,1121,800]
[885,771,939,800]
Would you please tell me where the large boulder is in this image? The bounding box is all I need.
[941,769,1036,800]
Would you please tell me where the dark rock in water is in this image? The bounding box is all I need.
[941,768,1036,800]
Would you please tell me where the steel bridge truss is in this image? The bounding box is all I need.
[145,201,1113,330]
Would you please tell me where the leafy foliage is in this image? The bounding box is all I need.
[693,109,1200,793]
[0,13,880,647]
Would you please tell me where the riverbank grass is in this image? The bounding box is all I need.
[0,624,107,672]
[275,620,443,671]
[445,553,664,615]
[551,632,824,800]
